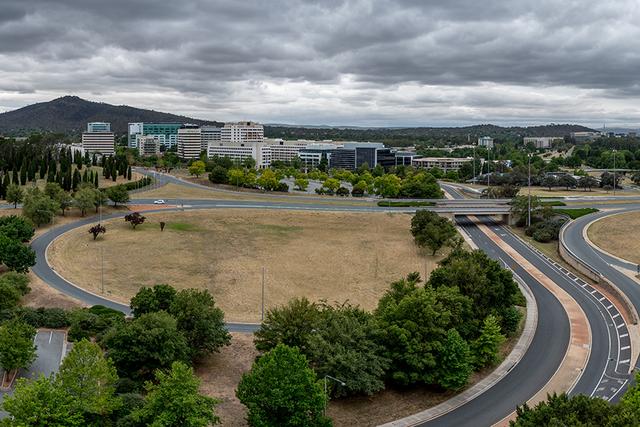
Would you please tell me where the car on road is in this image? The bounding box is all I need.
[153,199,166,204]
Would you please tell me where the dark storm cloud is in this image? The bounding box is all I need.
[1,0,640,125]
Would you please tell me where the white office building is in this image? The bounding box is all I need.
[478,136,494,148]
[221,121,264,144]
[177,125,202,160]
[82,122,115,155]
[266,139,313,163]
[207,140,271,168]
[523,136,563,149]
[412,157,474,171]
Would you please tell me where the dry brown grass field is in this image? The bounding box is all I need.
[48,209,440,322]
[588,210,640,264]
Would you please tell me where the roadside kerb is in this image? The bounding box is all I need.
[559,219,639,325]
[378,229,538,427]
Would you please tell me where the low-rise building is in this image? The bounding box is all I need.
[412,157,474,172]
[138,135,161,157]
[570,131,600,143]
[207,140,271,168]
[221,121,264,144]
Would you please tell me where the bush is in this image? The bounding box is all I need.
[500,306,523,336]
[336,186,350,197]
[275,182,289,192]
[0,215,35,242]
[0,272,31,296]
[525,217,566,242]
[68,306,125,342]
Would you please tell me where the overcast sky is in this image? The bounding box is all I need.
[1,0,639,127]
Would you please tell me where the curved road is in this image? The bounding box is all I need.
[25,176,630,425]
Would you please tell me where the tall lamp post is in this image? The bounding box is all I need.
[324,375,346,416]
[473,143,476,183]
[613,149,617,196]
[487,147,491,188]
[527,153,532,227]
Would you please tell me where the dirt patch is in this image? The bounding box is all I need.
[588,210,640,264]
[47,209,440,322]
[21,272,85,310]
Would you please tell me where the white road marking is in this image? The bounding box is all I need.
[621,359,630,363]
[612,313,620,319]
[49,331,53,343]
[621,346,630,350]
[620,333,629,338]
[617,323,626,329]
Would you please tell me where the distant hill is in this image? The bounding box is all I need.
[0,96,222,136]
[264,123,597,147]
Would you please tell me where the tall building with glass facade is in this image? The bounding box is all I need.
[128,122,182,149]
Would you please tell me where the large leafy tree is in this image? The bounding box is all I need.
[0,215,35,242]
[1,375,85,427]
[374,274,453,386]
[237,344,330,427]
[129,361,220,427]
[74,187,96,216]
[22,188,59,227]
[410,210,458,256]
[511,393,614,427]
[0,320,37,373]
[436,329,473,390]
[428,249,520,337]
[0,278,22,310]
[58,339,121,420]
[254,297,321,353]
[305,304,389,397]
[0,234,36,273]
[471,315,505,368]
[106,185,130,207]
[5,183,24,208]
[169,289,231,360]
[102,311,188,381]
[188,160,206,178]
[130,284,177,317]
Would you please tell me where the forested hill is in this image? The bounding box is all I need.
[0,96,222,135]
[265,123,596,147]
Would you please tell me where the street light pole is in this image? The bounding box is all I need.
[487,147,491,187]
[323,375,346,416]
[528,153,532,228]
[261,266,265,322]
[613,149,617,196]
[473,143,476,182]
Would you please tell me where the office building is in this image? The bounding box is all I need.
[87,122,111,133]
[138,135,161,157]
[266,139,312,163]
[82,122,114,155]
[570,131,600,143]
[207,140,271,168]
[477,136,494,148]
[523,136,563,149]
[298,141,401,171]
[128,122,182,149]
[412,157,474,171]
[221,121,264,143]
[177,124,202,160]
[201,126,222,152]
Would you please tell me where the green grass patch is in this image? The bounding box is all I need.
[541,201,566,207]
[166,222,201,232]
[554,208,599,219]
[377,201,436,207]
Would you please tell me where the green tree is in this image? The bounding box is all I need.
[471,315,505,368]
[93,189,109,212]
[610,372,640,425]
[510,195,542,225]
[58,339,121,420]
[188,160,206,178]
[124,212,146,229]
[257,169,279,191]
[6,183,24,208]
[436,329,472,390]
[106,185,130,207]
[541,175,557,190]
[0,272,31,296]
[1,375,85,427]
[0,234,36,273]
[169,289,231,360]
[254,298,321,352]
[294,177,309,191]
[373,174,401,198]
[102,311,188,381]
[578,175,598,191]
[0,320,37,374]
[237,344,330,427]
[130,284,177,317]
[306,304,388,397]
[129,361,220,427]
[0,279,21,310]
[322,178,340,194]
[208,165,229,184]
[74,187,96,216]
[0,215,35,242]
[510,393,613,427]
[410,210,457,256]
[227,168,245,187]
[22,188,59,227]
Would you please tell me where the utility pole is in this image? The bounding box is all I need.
[101,246,105,294]
[473,142,476,182]
[487,147,491,187]
[261,266,265,321]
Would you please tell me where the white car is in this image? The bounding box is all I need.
[153,199,166,205]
